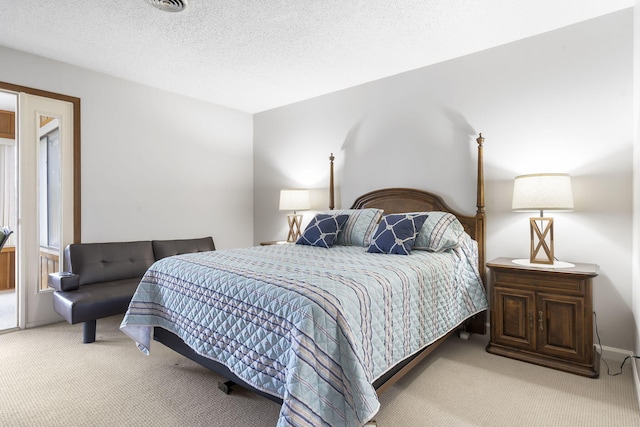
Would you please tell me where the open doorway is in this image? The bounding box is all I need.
[0,90,17,330]
[0,82,81,330]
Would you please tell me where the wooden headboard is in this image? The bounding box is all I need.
[350,187,480,241]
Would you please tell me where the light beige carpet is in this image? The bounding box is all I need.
[1,315,638,427]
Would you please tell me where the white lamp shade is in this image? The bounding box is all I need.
[512,173,574,211]
[279,189,310,211]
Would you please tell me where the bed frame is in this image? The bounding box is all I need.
[153,133,487,403]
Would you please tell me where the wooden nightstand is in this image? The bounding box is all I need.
[259,240,290,246]
[486,257,600,378]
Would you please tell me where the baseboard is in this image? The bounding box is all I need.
[634,359,640,414]
[598,345,640,413]
[598,344,632,362]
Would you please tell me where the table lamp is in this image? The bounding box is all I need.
[512,173,574,265]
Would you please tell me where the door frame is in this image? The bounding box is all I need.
[0,82,81,327]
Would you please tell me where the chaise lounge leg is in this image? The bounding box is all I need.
[83,320,97,343]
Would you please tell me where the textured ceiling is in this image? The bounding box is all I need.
[0,0,633,113]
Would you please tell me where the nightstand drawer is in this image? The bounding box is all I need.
[493,271,584,293]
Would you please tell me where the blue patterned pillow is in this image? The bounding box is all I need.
[413,211,465,252]
[366,213,428,255]
[321,208,383,247]
[296,214,349,248]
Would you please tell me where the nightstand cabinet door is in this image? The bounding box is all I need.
[486,258,599,378]
[537,293,585,362]
[492,287,536,352]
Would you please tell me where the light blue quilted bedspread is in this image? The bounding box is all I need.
[120,234,487,427]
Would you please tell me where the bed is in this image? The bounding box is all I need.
[120,134,488,427]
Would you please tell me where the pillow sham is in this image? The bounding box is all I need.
[296,213,349,248]
[413,211,465,252]
[366,213,428,255]
[320,208,383,247]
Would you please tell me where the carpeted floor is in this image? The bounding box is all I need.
[1,315,638,427]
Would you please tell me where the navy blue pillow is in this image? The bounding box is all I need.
[296,214,350,248]
[366,213,429,255]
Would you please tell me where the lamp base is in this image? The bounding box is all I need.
[512,259,575,269]
[286,214,303,243]
[529,217,554,264]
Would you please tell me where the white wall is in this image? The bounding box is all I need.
[255,10,634,350]
[0,45,254,250]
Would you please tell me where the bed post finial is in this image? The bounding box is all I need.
[329,153,335,210]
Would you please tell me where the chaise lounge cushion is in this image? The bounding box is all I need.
[53,278,141,325]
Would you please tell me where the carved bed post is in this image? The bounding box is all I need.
[476,133,485,216]
[476,133,486,282]
[467,133,487,336]
[329,153,335,210]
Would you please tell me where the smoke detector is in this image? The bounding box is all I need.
[144,0,188,13]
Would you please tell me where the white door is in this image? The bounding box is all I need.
[17,93,74,328]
